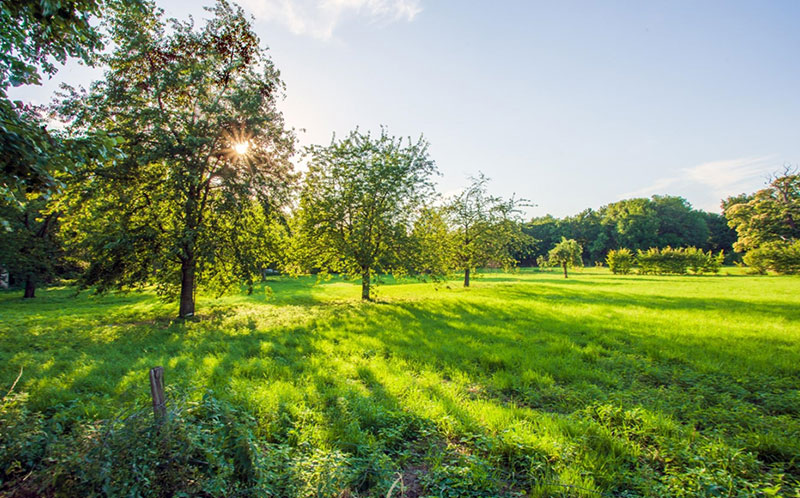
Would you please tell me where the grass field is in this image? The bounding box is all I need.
[1,269,798,496]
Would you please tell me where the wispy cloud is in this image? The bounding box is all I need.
[239,0,422,40]
[620,156,778,211]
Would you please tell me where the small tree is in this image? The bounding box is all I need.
[296,128,437,301]
[548,237,582,278]
[446,173,530,287]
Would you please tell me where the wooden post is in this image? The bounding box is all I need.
[149,366,166,420]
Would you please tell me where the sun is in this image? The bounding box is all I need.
[233,141,250,155]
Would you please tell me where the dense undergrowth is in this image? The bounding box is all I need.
[0,269,798,497]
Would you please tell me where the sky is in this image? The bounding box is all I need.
[10,0,800,217]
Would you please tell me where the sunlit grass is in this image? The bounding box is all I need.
[1,268,798,495]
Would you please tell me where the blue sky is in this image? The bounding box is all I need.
[11,0,800,217]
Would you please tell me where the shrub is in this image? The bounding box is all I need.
[743,240,800,274]
[606,248,633,274]
[634,247,724,275]
[0,391,287,497]
[535,255,550,271]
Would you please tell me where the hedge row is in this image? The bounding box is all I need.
[606,247,724,275]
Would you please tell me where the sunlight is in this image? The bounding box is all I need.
[233,141,249,155]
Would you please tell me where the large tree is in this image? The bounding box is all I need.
[60,0,295,317]
[296,128,437,301]
[445,173,530,287]
[723,169,800,252]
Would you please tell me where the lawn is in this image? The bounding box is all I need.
[0,269,798,496]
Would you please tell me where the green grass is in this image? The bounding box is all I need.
[1,268,799,496]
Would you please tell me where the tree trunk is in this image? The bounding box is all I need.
[562,263,568,279]
[464,267,470,287]
[361,268,370,301]
[23,275,35,299]
[179,259,196,318]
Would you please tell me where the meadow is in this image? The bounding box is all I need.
[0,269,798,497]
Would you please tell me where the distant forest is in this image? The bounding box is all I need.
[515,195,736,265]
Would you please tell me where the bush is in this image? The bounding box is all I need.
[606,248,633,274]
[743,240,800,274]
[0,391,293,497]
[634,247,724,275]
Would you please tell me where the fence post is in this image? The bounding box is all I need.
[149,366,166,420]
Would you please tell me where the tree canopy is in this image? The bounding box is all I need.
[0,0,117,206]
[723,169,800,252]
[59,0,296,317]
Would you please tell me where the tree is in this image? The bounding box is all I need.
[0,0,119,207]
[60,1,296,317]
[723,169,800,252]
[0,193,61,297]
[548,237,582,278]
[650,195,709,248]
[445,173,529,287]
[296,128,437,301]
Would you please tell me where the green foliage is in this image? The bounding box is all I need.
[548,237,582,277]
[0,392,49,486]
[521,195,733,266]
[606,248,633,274]
[59,0,296,317]
[0,193,64,296]
[445,173,532,286]
[409,206,454,279]
[723,170,800,252]
[743,240,800,275]
[635,246,723,275]
[295,127,437,300]
[0,0,123,206]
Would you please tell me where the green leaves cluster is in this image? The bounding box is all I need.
[723,170,800,252]
[605,247,634,274]
[636,246,723,275]
[742,240,800,275]
[607,246,724,275]
[723,169,800,274]
[0,0,115,205]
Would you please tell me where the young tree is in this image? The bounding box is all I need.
[548,237,582,278]
[296,128,437,301]
[446,173,529,287]
[60,1,295,317]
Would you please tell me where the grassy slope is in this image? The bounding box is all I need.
[0,269,798,496]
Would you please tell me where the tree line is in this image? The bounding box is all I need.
[1,0,798,318]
